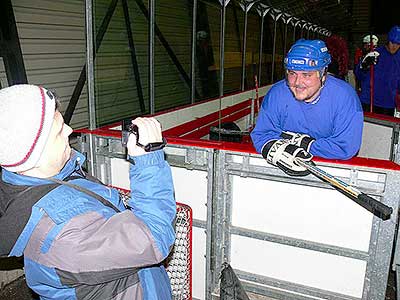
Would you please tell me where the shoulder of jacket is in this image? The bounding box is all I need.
[37,180,118,225]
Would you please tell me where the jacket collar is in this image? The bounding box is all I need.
[2,150,86,186]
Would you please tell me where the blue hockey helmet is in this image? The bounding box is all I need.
[388,25,400,44]
[284,39,331,71]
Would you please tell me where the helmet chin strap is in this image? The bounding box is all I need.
[306,68,327,103]
[319,67,328,87]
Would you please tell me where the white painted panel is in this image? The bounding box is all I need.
[109,157,208,221]
[231,176,373,251]
[231,235,366,298]
[171,168,208,222]
[359,121,393,160]
[110,157,130,189]
[192,227,207,300]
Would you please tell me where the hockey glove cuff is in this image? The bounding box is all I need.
[280,131,315,152]
[262,139,313,176]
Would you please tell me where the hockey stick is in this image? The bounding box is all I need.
[254,75,260,112]
[369,33,375,113]
[209,126,250,136]
[294,158,393,221]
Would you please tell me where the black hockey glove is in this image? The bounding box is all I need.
[262,139,313,176]
[361,51,379,70]
[280,131,315,152]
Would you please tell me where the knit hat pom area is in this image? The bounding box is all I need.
[0,84,56,172]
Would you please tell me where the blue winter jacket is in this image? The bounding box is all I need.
[2,150,176,299]
[251,76,364,160]
[354,45,400,108]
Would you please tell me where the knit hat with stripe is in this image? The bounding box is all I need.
[0,84,56,172]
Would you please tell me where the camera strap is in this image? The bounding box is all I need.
[47,177,121,213]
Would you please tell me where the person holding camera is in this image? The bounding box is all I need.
[0,84,176,299]
[354,25,400,116]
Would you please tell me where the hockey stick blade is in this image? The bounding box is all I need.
[295,159,393,221]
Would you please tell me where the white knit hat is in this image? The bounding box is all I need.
[0,84,56,172]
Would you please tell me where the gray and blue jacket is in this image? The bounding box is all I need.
[0,150,176,299]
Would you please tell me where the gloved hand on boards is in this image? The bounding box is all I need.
[262,139,313,176]
[280,131,315,152]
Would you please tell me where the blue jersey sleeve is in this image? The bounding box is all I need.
[310,87,363,160]
[250,89,284,153]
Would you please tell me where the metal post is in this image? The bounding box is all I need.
[149,0,155,114]
[122,0,145,113]
[239,1,256,91]
[190,0,197,103]
[292,19,300,44]
[301,21,307,39]
[282,14,292,63]
[65,0,118,124]
[85,0,96,175]
[270,9,282,84]
[217,0,230,136]
[300,21,304,38]
[256,4,270,86]
[241,7,248,91]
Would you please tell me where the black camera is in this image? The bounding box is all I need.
[121,119,166,152]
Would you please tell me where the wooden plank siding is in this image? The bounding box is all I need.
[93,0,193,125]
[12,0,88,129]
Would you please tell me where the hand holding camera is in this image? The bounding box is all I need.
[125,117,166,156]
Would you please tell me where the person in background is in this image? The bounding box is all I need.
[354,34,379,93]
[354,34,379,67]
[0,84,176,299]
[326,34,349,80]
[354,25,400,116]
[251,39,363,176]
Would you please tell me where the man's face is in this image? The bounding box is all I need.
[35,110,73,177]
[286,70,323,102]
[363,43,371,51]
[388,41,400,54]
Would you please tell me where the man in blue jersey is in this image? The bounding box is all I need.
[355,25,400,116]
[0,84,176,299]
[251,39,363,176]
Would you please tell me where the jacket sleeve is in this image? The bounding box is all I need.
[250,92,283,154]
[310,89,364,160]
[127,150,176,258]
[354,61,367,81]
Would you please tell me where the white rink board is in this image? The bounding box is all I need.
[170,167,208,221]
[110,158,208,222]
[231,175,373,251]
[231,234,366,298]
[192,227,207,300]
[110,157,130,189]
[359,121,393,160]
